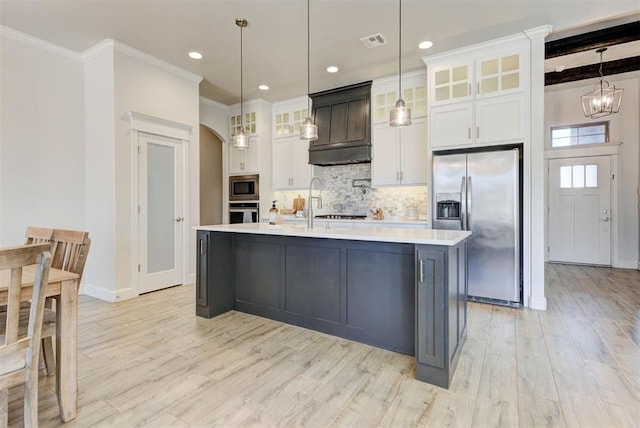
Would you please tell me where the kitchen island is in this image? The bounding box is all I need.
[195,223,470,388]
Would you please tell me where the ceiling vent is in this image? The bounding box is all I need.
[360,33,387,49]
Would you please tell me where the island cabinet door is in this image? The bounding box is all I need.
[196,231,208,308]
[415,246,446,370]
[196,231,234,318]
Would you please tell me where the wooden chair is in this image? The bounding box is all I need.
[0,243,52,427]
[24,227,91,375]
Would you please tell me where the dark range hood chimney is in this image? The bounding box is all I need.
[308,81,372,166]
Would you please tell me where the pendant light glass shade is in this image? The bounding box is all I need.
[233,18,249,149]
[300,117,318,140]
[581,48,624,119]
[300,0,319,141]
[233,128,249,149]
[389,0,411,127]
[390,98,412,127]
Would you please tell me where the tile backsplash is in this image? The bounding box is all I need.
[273,164,428,219]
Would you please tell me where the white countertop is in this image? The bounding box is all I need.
[196,223,470,246]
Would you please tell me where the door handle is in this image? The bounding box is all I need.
[175,217,184,222]
[602,217,610,222]
[460,177,466,230]
[419,259,424,282]
[466,176,472,230]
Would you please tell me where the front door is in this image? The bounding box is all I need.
[548,156,611,265]
[138,132,184,293]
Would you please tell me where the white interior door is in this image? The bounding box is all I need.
[548,156,611,265]
[138,133,184,293]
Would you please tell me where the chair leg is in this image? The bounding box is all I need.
[0,389,7,428]
[41,337,56,376]
[24,365,39,428]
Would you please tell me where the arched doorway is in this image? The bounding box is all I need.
[199,125,224,225]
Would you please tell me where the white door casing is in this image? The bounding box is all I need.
[548,155,611,265]
[138,132,184,293]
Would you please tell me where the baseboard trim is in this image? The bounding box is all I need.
[613,260,639,270]
[528,295,547,311]
[82,283,139,302]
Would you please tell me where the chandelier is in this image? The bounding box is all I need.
[580,48,624,119]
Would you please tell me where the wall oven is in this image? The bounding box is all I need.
[229,202,259,224]
[229,174,259,201]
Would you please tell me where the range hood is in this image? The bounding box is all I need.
[308,81,372,166]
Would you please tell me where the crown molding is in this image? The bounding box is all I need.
[82,39,203,84]
[422,31,530,65]
[0,25,81,61]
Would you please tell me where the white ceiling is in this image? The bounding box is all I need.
[1,1,638,105]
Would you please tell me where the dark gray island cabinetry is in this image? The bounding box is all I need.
[195,224,470,388]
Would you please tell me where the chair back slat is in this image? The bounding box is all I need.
[25,227,91,282]
[24,227,54,245]
[0,244,51,350]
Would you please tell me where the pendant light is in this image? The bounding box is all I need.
[581,48,624,119]
[389,0,411,127]
[300,0,319,141]
[233,18,249,149]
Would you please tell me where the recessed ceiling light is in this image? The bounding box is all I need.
[418,41,433,50]
[258,84,270,91]
[188,51,203,60]
[327,66,339,73]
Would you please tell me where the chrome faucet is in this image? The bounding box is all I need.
[307,176,324,229]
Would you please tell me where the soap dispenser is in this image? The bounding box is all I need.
[269,200,279,225]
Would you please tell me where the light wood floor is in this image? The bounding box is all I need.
[8,263,640,427]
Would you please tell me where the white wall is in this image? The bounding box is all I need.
[545,73,640,268]
[83,46,116,298]
[0,31,85,246]
[84,41,201,301]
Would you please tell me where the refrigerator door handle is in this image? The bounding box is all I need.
[460,176,467,230]
[467,176,472,231]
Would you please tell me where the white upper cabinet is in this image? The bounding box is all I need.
[373,71,427,124]
[271,97,312,190]
[272,136,311,190]
[475,49,524,98]
[429,59,473,106]
[230,110,257,136]
[372,72,429,187]
[424,34,530,150]
[228,99,272,176]
[272,96,310,139]
[230,136,260,173]
[372,117,428,187]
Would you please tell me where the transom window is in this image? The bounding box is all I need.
[551,121,609,148]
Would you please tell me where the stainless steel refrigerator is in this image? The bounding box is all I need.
[432,147,521,305]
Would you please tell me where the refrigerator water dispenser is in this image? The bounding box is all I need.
[436,193,461,219]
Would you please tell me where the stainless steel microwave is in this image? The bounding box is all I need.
[229,174,259,201]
